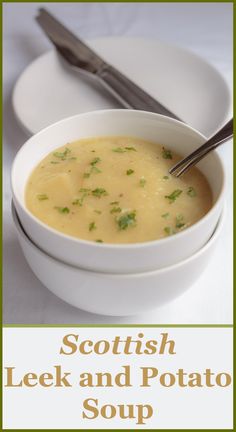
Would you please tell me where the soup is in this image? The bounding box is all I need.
[25,136,212,244]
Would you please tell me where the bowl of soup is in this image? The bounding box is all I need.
[12,201,224,315]
[11,110,225,273]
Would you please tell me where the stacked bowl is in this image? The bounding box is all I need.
[11,110,225,316]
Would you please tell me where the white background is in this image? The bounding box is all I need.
[3,3,233,324]
[3,327,233,429]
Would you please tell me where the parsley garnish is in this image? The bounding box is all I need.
[50,161,59,164]
[37,194,48,201]
[126,169,134,175]
[165,189,182,203]
[110,201,119,205]
[175,214,185,229]
[55,207,70,214]
[139,177,146,187]
[90,157,101,166]
[92,188,108,198]
[187,186,197,197]
[161,213,170,219]
[112,147,137,153]
[116,211,137,230]
[72,199,80,205]
[162,147,172,159]
[72,188,91,206]
[80,188,91,193]
[95,239,103,243]
[163,176,169,180]
[112,147,126,153]
[53,148,71,160]
[84,157,102,177]
[89,222,96,232]
[91,166,101,174]
[125,146,137,151]
[164,226,174,236]
[110,207,122,214]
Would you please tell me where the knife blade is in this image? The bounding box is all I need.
[36,8,182,121]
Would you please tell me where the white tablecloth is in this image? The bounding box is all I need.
[3,3,233,324]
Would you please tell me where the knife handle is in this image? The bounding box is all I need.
[97,64,181,121]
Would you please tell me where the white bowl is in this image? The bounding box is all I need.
[12,202,224,316]
[11,110,225,273]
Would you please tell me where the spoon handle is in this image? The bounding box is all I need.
[169,118,233,177]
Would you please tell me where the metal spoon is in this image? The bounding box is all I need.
[169,118,233,177]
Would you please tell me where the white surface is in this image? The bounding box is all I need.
[3,3,233,324]
[12,109,225,273]
[13,40,231,137]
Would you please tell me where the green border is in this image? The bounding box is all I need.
[3,324,234,328]
[1,0,235,431]
[1,0,234,3]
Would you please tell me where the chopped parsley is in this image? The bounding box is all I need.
[89,222,96,232]
[126,169,134,175]
[73,187,108,205]
[37,194,48,201]
[161,212,170,219]
[125,146,137,151]
[163,175,169,180]
[50,161,59,164]
[95,239,103,243]
[72,199,80,205]
[91,166,101,174]
[72,188,91,206]
[92,188,108,198]
[139,177,146,187]
[112,146,137,153]
[90,157,101,166]
[112,147,126,153]
[53,148,71,160]
[164,226,174,236]
[84,157,102,177]
[162,147,172,159]
[187,186,197,197]
[80,188,91,193]
[110,201,119,205]
[175,214,185,229]
[55,206,70,214]
[165,189,182,203]
[110,206,122,214]
[116,211,137,230]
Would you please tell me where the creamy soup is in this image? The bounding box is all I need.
[25,136,212,244]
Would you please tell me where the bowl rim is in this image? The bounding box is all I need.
[11,109,225,251]
[12,200,225,278]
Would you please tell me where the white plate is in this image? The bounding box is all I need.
[13,37,230,137]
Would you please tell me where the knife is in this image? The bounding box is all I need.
[36,8,182,121]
